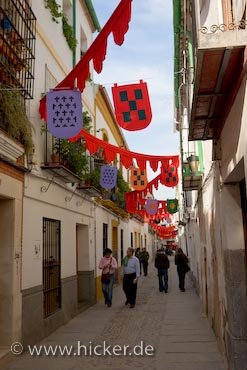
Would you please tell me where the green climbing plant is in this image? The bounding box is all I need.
[44,0,77,52]
[44,0,63,23]
[62,15,77,52]
[52,111,92,177]
[116,171,130,208]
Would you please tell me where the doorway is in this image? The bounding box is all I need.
[204,247,209,316]
[76,224,90,303]
[0,198,14,347]
[240,179,247,266]
[120,229,124,264]
[112,221,118,281]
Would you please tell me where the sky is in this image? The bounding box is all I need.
[92,0,179,200]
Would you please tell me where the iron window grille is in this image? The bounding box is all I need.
[0,0,36,98]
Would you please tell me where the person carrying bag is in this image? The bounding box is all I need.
[99,248,117,307]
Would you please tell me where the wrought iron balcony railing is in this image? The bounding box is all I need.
[0,0,36,98]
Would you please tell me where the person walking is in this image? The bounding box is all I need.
[155,248,170,293]
[141,247,149,276]
[99,248,118,307]
[135,247,143,275]
[122,247,140,308]
[175,248,189,292]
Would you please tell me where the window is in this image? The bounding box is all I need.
[134,232,137,248]
[44,65,58,93]
[80,26,87,57]
[103,223,108,252]
[63,0,72,25]
[43,218,61,317]
[131,232,133,248]
[44,65,58,163]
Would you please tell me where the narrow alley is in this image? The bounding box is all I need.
[4,258,226,370]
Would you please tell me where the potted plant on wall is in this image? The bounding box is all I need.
[82,167,100,188]
[50,110,92,174]
[52,139,88,177]
[0,90,32,153]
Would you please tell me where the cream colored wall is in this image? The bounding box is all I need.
[95,108,118,145]
[23,0,97,290]
[32,3,72,70]
[22,174,94,289]
[0,173,23,344]
[221,79,247,182]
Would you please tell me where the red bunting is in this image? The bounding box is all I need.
[69,129,179,171]
[39,0,132,121]
[150,224,178,239]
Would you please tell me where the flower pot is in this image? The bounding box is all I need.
[51,153,60,163]
[183,161,191,176]
[187,155,199,173]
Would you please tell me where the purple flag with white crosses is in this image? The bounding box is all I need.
[100,165,118,190]
[46,90,82,138]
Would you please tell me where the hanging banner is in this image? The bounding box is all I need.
[46,90,82,138]
[124,193,138,213]
[69,129,180,172]
[130,167,148,190]
[112,80,152,131]
[39,0,132,122]
[161,163,179,187]
[145,199,158,215]
[167,199,178,214]
[100,165,118,190]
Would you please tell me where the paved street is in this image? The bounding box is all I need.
[5,257,226,370]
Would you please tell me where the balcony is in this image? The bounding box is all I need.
[0,0,36,98]
[189,1,247,140]
[41,134,85,184]
[182,154,203,191]
[96,198,129,218]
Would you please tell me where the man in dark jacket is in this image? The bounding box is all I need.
[175,248,189,292]
[155,249,170,293]
[141,248,150,276]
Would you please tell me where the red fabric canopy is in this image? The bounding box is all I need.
[69,129,179,171]
[39,0,132,121]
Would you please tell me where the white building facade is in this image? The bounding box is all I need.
[174,1,247,369]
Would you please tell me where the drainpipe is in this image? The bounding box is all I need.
[178,48,189,256]
[72,0,76,67]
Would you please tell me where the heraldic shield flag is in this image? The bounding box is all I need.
[46,90,82,139]
[100,165,118,190]
[146,199,158,216]
[112,80,152,131]
[167,199,178,214]
[130,167,148,191]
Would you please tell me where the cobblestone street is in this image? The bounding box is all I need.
[5,258,226,370]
